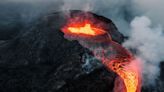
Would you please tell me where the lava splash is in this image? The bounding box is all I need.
[61,12,141,92]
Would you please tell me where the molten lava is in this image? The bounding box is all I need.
[61,18,141,92]
[68,24,95,35]
[68,23,104,36]
[63,22,106,36]
[108,59,140,92]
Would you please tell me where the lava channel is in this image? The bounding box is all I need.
[61,18,141,92]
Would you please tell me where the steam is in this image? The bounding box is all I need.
[82,53,102,74]
[132,0,164,26]
[124,16,164,86]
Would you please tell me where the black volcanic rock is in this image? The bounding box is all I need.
[0,10,124,92]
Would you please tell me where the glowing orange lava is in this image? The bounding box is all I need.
[68,24,95,35]
[61,21,141,92]
[122,69,139,92]
[63,23,106,36]
[108,59,140,92]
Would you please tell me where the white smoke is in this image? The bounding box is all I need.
[132,0,164,26]
[124,16,164,86]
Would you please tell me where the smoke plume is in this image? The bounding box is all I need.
[124,16,164,86]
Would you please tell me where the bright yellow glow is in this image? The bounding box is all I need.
[68,23,105,36]
[108,60,139,92]
[68,24,95,35]
[118,68,138,92]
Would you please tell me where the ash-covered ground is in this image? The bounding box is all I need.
[0,2,164,92]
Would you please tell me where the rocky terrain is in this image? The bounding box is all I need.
[0,9,164,92]
[0,10,124,92]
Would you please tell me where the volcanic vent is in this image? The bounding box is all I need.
[0,10,140,92]
[61,10,142,92]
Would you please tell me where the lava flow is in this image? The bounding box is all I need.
[61,17,141,92]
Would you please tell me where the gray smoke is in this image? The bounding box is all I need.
[1,0,164,88]
[124,16,164,86]
[125,0,164,87]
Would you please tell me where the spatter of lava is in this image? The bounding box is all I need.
[61,16,141,92]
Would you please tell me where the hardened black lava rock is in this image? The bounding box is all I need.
[0,10,125,92]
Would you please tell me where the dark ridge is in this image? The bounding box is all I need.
[0,10,124,92]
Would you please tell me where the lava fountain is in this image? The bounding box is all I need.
[61,11,141,92]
